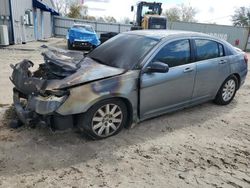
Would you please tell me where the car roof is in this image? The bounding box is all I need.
[124,30,215,40]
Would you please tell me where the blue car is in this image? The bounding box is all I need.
[66,24,101,50]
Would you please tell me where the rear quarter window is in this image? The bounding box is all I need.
[195,39,224,61]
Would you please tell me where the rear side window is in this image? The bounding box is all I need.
[195,39,224,61]
[152,39,191,68]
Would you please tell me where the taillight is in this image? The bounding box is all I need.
[244,54,248,64]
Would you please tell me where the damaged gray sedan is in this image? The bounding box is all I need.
[10,30,248,139]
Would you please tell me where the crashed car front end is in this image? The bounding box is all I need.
[10,47,137,130]
[10,59,72,129]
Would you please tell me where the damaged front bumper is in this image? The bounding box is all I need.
[13,88,72,129]
[10,59,72,129]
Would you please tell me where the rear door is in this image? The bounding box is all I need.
[191,39,230,103]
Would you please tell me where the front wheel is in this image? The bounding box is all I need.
[77,99,128,140]
[214,75,238,105]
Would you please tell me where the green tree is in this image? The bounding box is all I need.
[120,17,131,24]
[67,3,82,18]
[180,4,197,22]
[96,17,105,22]
[163,4,197,22]
[104,16,117,23]
[81,5,88,17]
[53,0,78,16]
[54,0,64,14]
[232,7,250,27]
[83,15,96,21]
[164,7,180,22]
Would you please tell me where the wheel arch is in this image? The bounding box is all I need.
[84,95,134,128]
[232,73,240,90]
[214,74,239,99]
[115,97,134,128]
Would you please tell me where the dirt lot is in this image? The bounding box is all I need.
[0,40,249,188]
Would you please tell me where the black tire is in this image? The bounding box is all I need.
[67,40,73,50]
[77,99,128,140]
[214,75,238,105]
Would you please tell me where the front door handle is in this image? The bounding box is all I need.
[183,67,194,73]
[219,59,227,64]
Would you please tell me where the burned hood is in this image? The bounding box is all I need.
[46,57,125,90]
[10,47,125,95]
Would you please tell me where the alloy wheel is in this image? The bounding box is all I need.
[222,79,236,102]
[91,103,123,137]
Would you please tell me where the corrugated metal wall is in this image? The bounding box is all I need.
[247,36,250,51]
[168,21,250,51]
[2,0,54,44]
[43,12,52,39]
[54,16,250,50]
[10,0,35,43]
[0,0,14,44]
[54,16,131,38]
[34,8,41,40]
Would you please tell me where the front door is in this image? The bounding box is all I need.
[140,39,196,120]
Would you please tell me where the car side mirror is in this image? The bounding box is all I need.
[144,62,169,73]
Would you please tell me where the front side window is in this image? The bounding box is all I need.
[195,39,224,61]
[152,39,191,68]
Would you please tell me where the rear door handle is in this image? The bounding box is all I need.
[183,67,194,73]
[219,59,227,64]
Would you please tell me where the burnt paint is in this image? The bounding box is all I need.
[56,70,139,117]
[91,76,121,94]
[10,60,45,95]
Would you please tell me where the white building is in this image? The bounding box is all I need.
[0,0,59,45]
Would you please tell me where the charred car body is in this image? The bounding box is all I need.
[11,30,248,139]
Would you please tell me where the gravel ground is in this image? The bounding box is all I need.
[0,39,249,188]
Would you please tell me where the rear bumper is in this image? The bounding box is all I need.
[239,68,248,88]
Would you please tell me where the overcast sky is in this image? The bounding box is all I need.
[83,0,250,25]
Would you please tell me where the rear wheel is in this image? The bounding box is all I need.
[77,99,127,140]
[214,75,238,105]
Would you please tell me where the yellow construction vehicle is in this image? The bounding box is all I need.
[131,1,167,30]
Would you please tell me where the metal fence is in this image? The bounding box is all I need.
[168,21,250,51]
[54,16,250,51]
[54,16,131,37]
